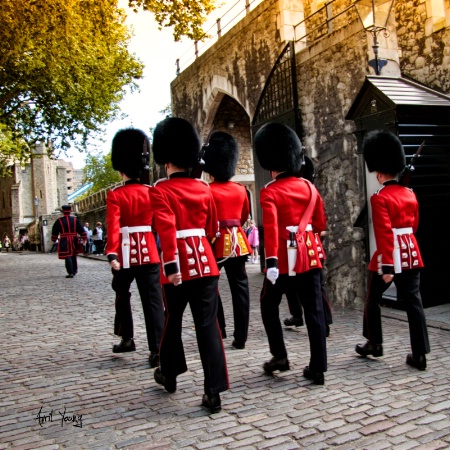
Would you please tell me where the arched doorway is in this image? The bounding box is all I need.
[203,94,255,219]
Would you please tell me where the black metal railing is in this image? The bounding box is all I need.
[293,0,357,45]
[175,0,359,75]
[175,0,264,75]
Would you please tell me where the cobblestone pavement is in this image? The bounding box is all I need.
[1,252,449,450]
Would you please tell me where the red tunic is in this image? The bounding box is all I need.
[51,213,87,259]
[209,181,251,260]
[368,181,423,274]
[150,174,220,284]
[106,181,160,267]
[260,175,327,274]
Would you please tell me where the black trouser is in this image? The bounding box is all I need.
[260,270,327,373]
[112,264,164,353]
[93,239,103,254]
[363,270,430,355]
[64,255,78,275]
[216,256,250,345]
[160,276,229,395]
[285,269,333,325]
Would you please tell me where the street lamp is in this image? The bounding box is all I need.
[354,0,395,75]
[34,196,39,222]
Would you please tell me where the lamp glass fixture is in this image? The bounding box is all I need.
[354,0,394,32]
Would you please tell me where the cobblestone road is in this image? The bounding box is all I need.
[1,252,449,449]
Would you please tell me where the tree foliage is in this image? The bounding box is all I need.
[128,0,216,41]
[0,0,144,171]
[0,124,28,177]
[82,152,122,193]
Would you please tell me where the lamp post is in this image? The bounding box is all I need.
[354,0,395,75]
[34,196,39,222]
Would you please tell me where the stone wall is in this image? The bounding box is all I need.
[396,0,450,93]
[295,21,370,307]
[171,0,284,124]
[209,96,254,178]
[171,0,372,307]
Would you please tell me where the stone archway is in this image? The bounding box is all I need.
[200,86,256,220]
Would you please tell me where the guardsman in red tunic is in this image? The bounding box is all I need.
[355,130,430,370]
[203,131,252,350]
[284,155,333,336]
[150,117,228,414]
[51,204,87,278]
[254,122,328,385]
[106,128,165,368]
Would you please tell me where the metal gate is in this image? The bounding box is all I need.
[251,41,302,267]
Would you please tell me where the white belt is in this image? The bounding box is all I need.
[176,228,205,239]
[392,227,413,274]
[286,224,312,233]
[393,227,413,236]
[120,226,152,269]
[120,226,152,234]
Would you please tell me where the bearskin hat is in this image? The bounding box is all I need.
[254,122,303,174]
[299,155,316,183]
[152,117,201,169]
[363,130,406,174]
[111,128,149,179]
[203,132,239,181]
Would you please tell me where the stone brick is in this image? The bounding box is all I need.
[360,420,397,436]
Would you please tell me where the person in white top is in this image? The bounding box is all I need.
[93,222,104,255]
[83,222,92,254]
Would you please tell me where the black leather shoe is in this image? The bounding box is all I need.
[149,352,160,368]
[232,340,245,350]
[303,365,325,385]
[263,357,290,374]
[221,328,227,339]
[406,353,426,371]
[66,274,74,278]
[112,338,136,353]
[284,316,304,327]
[355,341,383,357]
[154,368,177,393]
[202,393,221,414]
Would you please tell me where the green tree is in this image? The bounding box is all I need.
[0,0,143,172]
[0,124,28,177]
[0,0,216,174]
[82,152,122,193]
[128,0,216,41]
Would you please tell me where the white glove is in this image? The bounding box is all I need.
[266,267,279,285]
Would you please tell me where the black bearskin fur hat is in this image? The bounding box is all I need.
[254,122,303,174]
[111,128,149,179]
[152,117,201,169]
[203,132,239,181]
[363,130,406,174]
